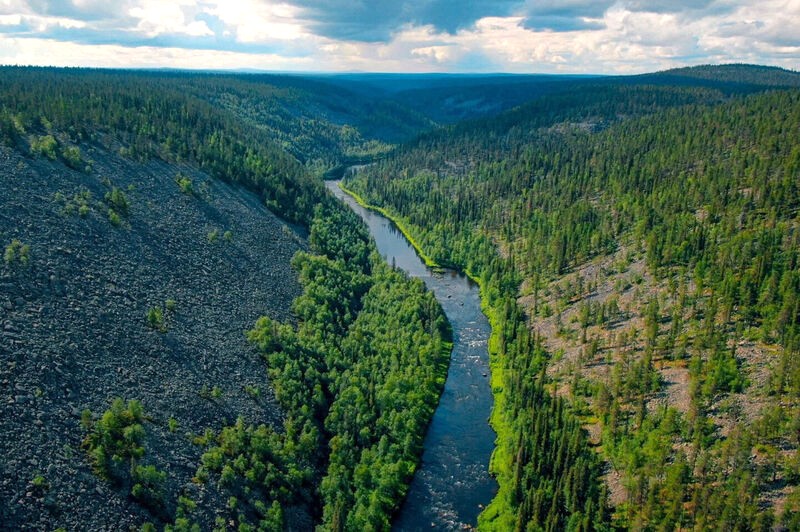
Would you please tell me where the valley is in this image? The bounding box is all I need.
[1,63,799,531]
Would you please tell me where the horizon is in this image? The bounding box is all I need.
[0,62,793,78]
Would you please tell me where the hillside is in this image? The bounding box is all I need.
[179,73,434,170]
[344,68,800,530]
[0,140,309,529]
[0,68,453,531]
[650,63,800,88]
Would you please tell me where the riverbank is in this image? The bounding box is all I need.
[333,180,513,530]
[336,182,441,270]
[329,180,497,529]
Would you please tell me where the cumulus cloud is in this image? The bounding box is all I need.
[0,0,796,73]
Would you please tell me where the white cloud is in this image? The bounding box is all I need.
[129,0,212,37]
[0,0,796,72]
[0,33,313,69]
[203,0,309,42]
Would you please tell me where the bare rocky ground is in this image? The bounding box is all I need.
[518,242,792,513]
[0,141,308,530]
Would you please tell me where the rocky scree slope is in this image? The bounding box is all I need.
[0,140,307,530]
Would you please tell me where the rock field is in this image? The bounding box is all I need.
[0,141,308,530]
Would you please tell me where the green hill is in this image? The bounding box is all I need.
[344,67,800,529]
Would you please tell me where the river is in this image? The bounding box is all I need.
[325,180,497,531]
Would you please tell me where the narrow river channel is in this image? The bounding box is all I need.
[326,180,497,531]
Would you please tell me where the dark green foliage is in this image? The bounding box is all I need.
[476,301,609,531]
[192,204,450,531]
[131,464,167,511]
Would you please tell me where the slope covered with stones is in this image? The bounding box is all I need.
[0,139,307,530]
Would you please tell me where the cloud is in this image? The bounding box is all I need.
[290,0,521,42]
[519,0,613,31]
[0,0,797,73]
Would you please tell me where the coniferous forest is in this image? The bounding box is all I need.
[345,68,800,530]
[2,64,800,531]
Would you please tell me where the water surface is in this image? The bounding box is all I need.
[326,180,496,531]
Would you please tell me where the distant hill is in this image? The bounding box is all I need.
[615,63,800,94]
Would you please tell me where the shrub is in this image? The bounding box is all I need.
[30,134,57,159]
[61,145,83,170]
[105,187,129,216]
[175,173,193,194]
[83,398,146,478]
[108,209,122,227]
[146,306,165,332]
[56,189,93,217]
[131,464,166,510]
[207,229,219,243]
[4,239,30,266]
[30,474,49,496]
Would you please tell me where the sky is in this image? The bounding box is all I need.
[0,0,798,74]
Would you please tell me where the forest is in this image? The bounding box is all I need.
[208,203,450,530]
[3,64,800,530]
[345,74,800,529]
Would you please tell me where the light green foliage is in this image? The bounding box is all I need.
[104,185,129,227]
[105,187,129,216]
[207,229,219,243]
[30,134,57,159]
[61,145,84,170]
[4,239,30,266]
[146,306,165,332]
[82,398,146,478]
[55,189,93,217]
[107,209,121,226]
[223,230,233,242]
[176,173,194,194]
[30,474,49,496]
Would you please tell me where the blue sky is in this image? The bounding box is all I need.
[0,0,797,73]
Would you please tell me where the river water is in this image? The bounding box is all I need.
[325,180,497,531]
